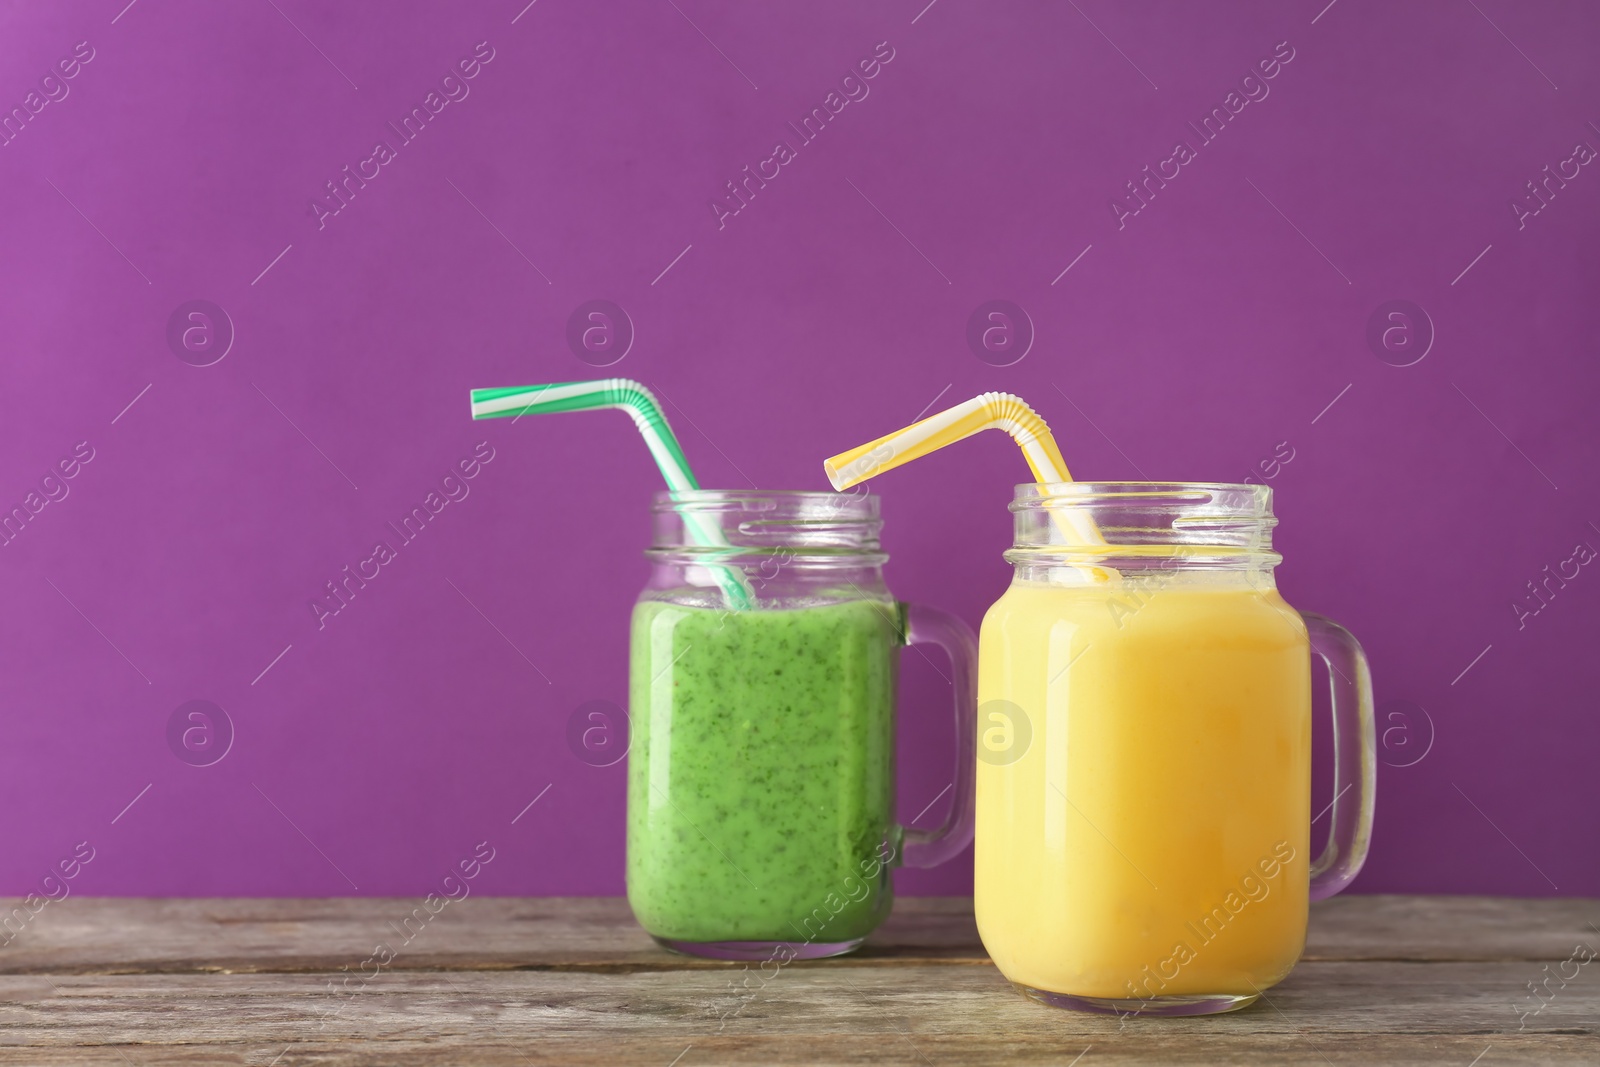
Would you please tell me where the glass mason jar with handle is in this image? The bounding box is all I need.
[628,490,977,959]
[975,483,1375,1015]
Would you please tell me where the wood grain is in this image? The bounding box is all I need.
[5,895,1595,972]
[0,896,1592,1065]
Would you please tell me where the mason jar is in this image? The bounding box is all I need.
[974,482,1376,1014]
[627,490,977,959]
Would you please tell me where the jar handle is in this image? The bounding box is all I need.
[1302,612,1378,900]
[897,602,978,869]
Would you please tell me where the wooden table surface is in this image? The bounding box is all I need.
[0,896,1594,1065]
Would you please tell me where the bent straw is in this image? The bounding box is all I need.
[823,391,1112,569]
[471,379,754,609]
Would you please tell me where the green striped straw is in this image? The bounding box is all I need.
[470,379,755,610]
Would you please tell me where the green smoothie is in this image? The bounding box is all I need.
[626,596,900,945]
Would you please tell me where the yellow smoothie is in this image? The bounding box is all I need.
[975,576,1311,1002]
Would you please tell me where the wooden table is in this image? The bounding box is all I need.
[0,896,1594,1065]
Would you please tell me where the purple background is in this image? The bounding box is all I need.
[1,0,1595,899]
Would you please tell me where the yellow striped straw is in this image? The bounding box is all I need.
[823,391,1110,556]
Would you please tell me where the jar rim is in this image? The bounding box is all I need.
[1013,481,1272,511]
[1014,479,1272,494]
[647,488,884,560]
[652,488,878,516]
[1007,481,1279,568]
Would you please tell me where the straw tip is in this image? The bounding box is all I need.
[821,460,851,492]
